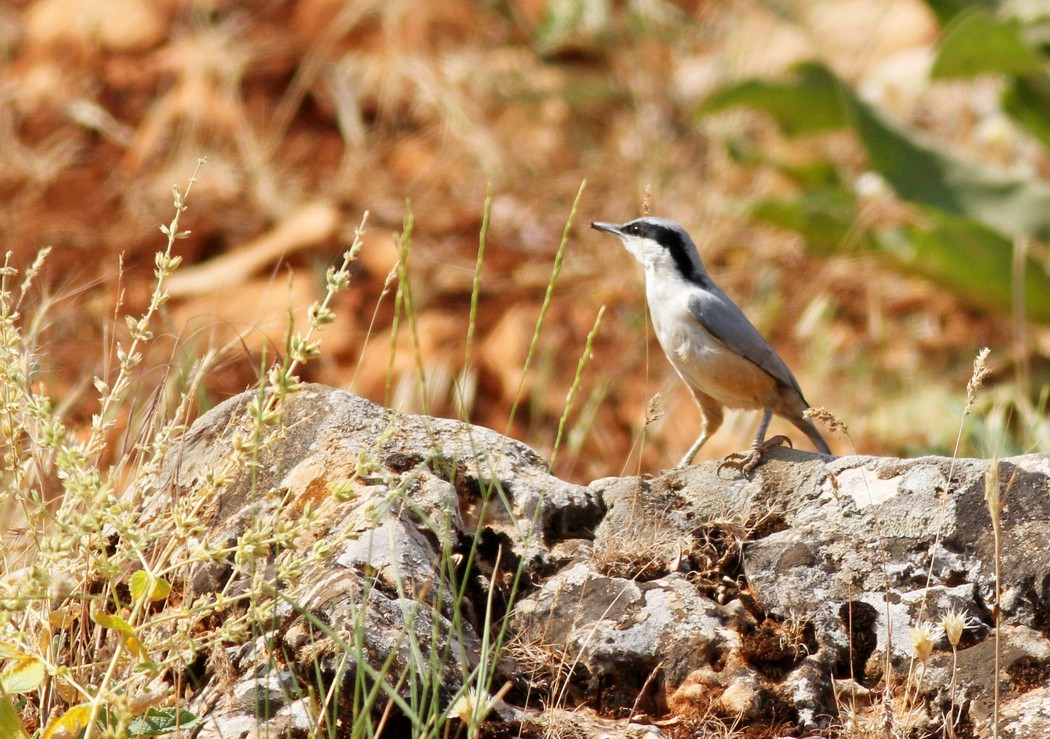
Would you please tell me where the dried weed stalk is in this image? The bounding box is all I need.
[0,162,370,737]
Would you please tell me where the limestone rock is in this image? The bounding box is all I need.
[142,384,603,737]
[143,385,1050,737]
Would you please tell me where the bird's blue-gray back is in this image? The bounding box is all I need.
[686,290,806,401]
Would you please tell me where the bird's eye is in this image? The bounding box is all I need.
[626,224,641,235]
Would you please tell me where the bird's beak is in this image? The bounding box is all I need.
[590,221,622,236]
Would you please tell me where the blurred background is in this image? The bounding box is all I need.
[2,0,1048,483]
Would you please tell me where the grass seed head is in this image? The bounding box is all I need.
[805,406,847,435]
[964,347,991,415]
[909,622,941,662]
[940,609,974,648]
[984,457,1001,520]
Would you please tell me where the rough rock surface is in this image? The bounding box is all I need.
[140,384,604,737]
[574,453,1050,737]
[146,385,1050,738]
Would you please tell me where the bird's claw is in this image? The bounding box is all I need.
[718,435,793,478]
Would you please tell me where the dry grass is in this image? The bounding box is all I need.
[0,176,375,737]
[591,517,690,582]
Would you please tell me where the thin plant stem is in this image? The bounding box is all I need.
[549,305,604,471]
[396,205,432,417]
[504,180,585,436]
[458,185,492,422]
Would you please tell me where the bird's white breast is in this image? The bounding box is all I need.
[644,272,775,410]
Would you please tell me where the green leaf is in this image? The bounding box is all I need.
[126,707,201,737]
[129,571,172,604]
[697,61,849,136]
[745,188,1050,322]
[702,59,1050,321]
[746,189,865,255]
[706,61,1050,240]
[931,9,1041,78]
[773,159,844,190]
[725,140,843,189]
[0,694,30,739]
[42,703,93,739]
[873,214,1050,322]
[91,609,147,660]
[850,95,1050,241]
[0,657,45,694]
[90,610,134,636]
[1002,75,1050,150]
[921,0,997,27]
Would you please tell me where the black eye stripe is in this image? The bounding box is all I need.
[625,219,710,286]
[631,223,676,249]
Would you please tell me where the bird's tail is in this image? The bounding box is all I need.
[791,414,831,455]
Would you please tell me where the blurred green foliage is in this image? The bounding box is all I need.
[699,63,848,136]
[931,9,1040,77]
[697,2,1050,323]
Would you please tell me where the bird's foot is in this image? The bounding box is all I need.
[718,435,793,478]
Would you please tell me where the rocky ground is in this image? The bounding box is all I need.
[142,384,1050,738]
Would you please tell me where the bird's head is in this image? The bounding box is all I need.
[590,217,707,284]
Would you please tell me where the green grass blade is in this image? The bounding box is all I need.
[504,180,586,436]
[549,305,604,471]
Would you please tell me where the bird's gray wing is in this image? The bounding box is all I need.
[687,290,805,397]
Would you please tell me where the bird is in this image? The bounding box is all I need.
[591,216,830,474]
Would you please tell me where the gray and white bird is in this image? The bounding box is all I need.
[591,216,830,473]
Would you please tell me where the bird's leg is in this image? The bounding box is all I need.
[676,393,723,468]
[678,431,709,468]
[719,410,793,477]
